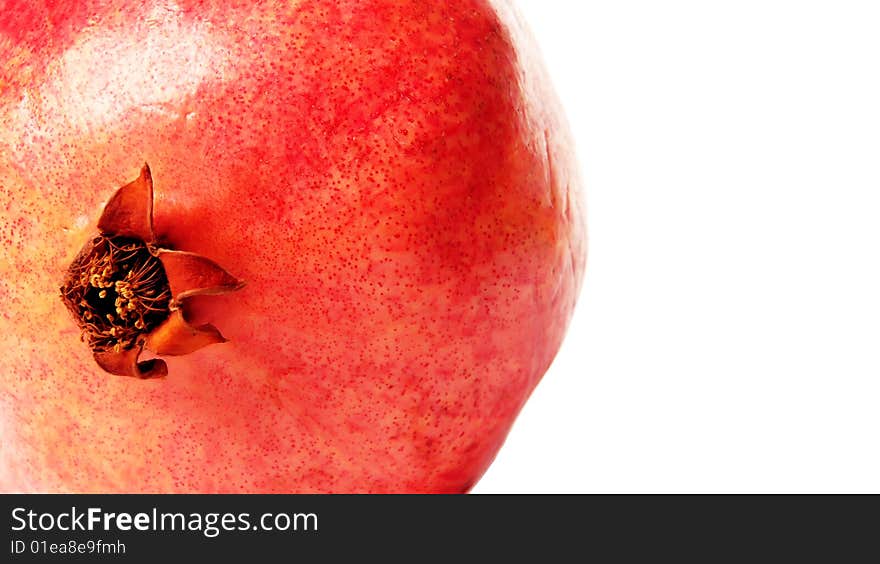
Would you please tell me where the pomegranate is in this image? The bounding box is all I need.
[0,0,586,492]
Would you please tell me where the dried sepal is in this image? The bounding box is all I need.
[144,310,228,356]
[98,163,156,243]
[94,345,168,379]
[156,249,246,301]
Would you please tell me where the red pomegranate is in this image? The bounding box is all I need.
[0,0,586,492]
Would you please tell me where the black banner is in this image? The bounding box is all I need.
[1,495,874,561]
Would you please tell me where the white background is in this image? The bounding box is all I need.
[475,1,880,493]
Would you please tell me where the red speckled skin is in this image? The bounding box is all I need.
[0,0,585,492]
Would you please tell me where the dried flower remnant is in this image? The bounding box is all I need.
[60,165,244,379]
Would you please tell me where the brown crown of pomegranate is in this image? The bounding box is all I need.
[60,165,245,379]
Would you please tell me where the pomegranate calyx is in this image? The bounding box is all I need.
[60,235,172,357]
[60,164,244,378]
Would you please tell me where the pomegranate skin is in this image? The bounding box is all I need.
[0,0,586,493]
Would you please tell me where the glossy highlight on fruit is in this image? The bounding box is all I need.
[0,0,586,493]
